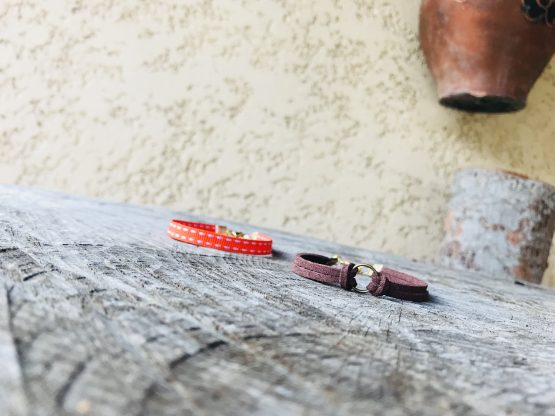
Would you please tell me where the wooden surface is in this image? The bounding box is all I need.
[1,186,555,416]
[440,168,555,284]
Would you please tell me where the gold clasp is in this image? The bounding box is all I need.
[329,255,349,266]
[331,255,385,294]
[330,255,383,275]
[215,225,261,240]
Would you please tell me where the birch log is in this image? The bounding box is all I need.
[1,185,555,416]
[439,168,555,284]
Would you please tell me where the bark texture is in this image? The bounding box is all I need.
[439,168,555,284]
[1,185,555,416]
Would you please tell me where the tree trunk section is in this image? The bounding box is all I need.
[439,168,555,283]
[1,185,555,416]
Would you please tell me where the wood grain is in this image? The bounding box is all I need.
[1,185,555,416]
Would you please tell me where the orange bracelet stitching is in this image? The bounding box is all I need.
[167,220,272,255]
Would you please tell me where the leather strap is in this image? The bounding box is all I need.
[292,253,429,301]
[167,220,272,255]
[292,253,357,290]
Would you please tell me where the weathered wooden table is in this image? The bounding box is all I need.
[1,186,555,416]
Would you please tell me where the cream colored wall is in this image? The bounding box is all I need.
[2,1,555,284]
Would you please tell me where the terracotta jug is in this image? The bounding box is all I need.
[419,0,555,113]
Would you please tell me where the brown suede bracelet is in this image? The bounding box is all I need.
[292,253,429,302]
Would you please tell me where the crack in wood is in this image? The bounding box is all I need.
[0,247,17,253]
[22,270,46,282]
[4,283,30,409]
[55,360,88,407]
[242,332,304,341]
[169,340,227,369]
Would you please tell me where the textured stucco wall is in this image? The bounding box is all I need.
[2,1,555,284]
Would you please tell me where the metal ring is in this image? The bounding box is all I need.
[351,263,379,294]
